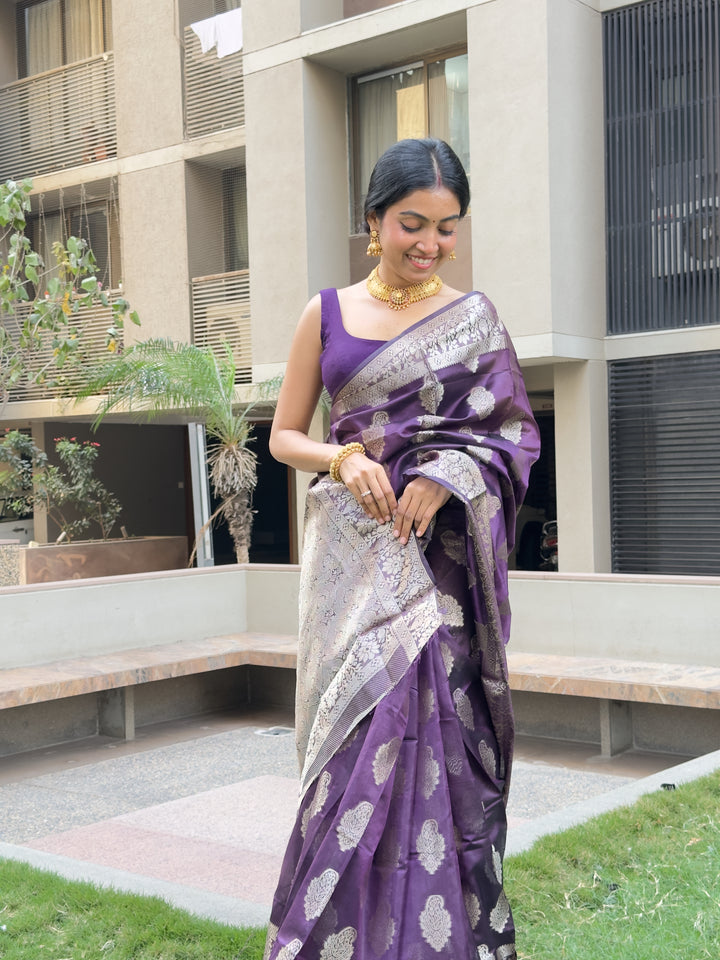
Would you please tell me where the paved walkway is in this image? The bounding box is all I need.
[1,708,719,929]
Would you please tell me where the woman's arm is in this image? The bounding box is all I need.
[269,295,397,523]
[269,295,338,474]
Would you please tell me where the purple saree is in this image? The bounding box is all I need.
[265,291,540,960]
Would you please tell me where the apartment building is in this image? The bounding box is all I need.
[1,0,718,585]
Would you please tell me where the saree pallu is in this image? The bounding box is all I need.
[265,294,540,960]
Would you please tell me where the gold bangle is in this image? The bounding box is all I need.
[329,442,365,483]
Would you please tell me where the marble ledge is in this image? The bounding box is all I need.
[507,652,720,710]
[0,632,299,709]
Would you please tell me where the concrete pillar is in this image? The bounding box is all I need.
[98,687,135,740]
[554,360,611,572]
[118,162,192,343]
[467,0,552,338]
[245,60,309,369]
[112,0,184,157]
[547,0,606,341]
[245,58,349,371]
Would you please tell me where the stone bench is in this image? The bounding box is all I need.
[0,633,298,756]
[507,651,720,757]
[2,636,719,758]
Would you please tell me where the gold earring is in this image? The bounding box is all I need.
[448,250,457,261]
[366,229,382,257]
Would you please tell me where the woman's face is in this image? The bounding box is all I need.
[367,186,461,288]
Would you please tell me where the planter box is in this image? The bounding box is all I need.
[19,536,188,585]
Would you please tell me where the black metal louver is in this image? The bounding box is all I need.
[604,0,720,334]
[609,350,720,574]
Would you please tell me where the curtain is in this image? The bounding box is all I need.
[65,0,105,63]
[26,0,62,74]
[355,67,424,229]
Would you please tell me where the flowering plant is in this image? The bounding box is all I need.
[0,429,121,541]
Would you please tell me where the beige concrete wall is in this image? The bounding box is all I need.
[510,573,720,667]
[302,61,351,294]
[245,60,310,366]
[547,0,606,341]
[554,360,611,573]
[3,566,717,672]
[467,0,553,340]
[113,0,184,156]
[243,0,302,53]
[245,565,300,633]
[118,162,192,342]
[0,567,248,669]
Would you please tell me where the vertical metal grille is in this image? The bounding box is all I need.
[604,0,720,334]
[609,351,720,575]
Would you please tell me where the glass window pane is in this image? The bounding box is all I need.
[428,54,470,177]
[223,168,249,272]
[354,66,425,228]
[70,206,110,285]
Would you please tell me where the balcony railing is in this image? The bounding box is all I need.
[191,270,252,384]
[0,53,116,182]
[183,26,244,139]
[5,294,121,402]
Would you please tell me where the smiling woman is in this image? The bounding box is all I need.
[265,139,540,960]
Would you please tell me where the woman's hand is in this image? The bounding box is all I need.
[339,452,397,524]
[392,477,451,545]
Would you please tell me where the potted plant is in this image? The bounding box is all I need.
[82,340,280,564]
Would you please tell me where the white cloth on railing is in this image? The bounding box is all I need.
[190,8,243,58]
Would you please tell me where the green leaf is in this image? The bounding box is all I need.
[81,277,98,293]
[25,264,39,284]
[66,236,81,257]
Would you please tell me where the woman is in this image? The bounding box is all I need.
[267,139,540,960]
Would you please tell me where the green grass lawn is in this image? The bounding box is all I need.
[508,770,720,959]
[0,771,718,959]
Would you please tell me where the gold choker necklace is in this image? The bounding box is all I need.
[366,266,442,310]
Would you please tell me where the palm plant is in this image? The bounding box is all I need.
[83,339,280,564]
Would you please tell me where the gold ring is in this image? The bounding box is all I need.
[360,490,372,497]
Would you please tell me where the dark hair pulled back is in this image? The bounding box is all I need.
[363,138,470,233]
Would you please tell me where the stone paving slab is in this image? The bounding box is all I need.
[1,720,718,931]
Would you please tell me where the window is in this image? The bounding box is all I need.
[29,200,115,291]
[350,52,469,231]
[608,351,720,576]
[604,0,720,334]
[222,167,249,273]
[17,0,109,78]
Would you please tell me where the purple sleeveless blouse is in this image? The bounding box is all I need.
[319,288,384,398]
